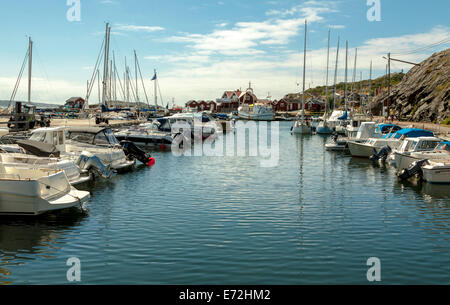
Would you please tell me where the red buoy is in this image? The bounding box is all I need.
[147,157,156,166]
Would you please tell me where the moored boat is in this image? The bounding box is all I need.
[0,165,90,216]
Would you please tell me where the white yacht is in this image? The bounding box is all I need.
[238,103,275,121]
[0,165,90,216]
[347,128,434,158]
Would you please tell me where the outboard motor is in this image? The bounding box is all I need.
[369,146,392,162]
[120,140,155,166]
[331,133,339,143]
[397,159,429,180]
[76,151,113,178]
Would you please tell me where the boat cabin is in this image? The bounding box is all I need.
[66,127,120,147]
[397,137,442,153]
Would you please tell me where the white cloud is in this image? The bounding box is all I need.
[114,23,165,33]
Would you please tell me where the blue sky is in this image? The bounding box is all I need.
[0,0,449,105]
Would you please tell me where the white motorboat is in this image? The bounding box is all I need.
[422,159,450,184]
[0,152,92,186]
[392,137,443,171]
[345,113,371,137]
[238,103,274,121]
[165,112,223,141]
[0,165,90,216]
[347,128,434,158]
[115,121,185,150]
[29,127,136,173]
[325,122,380,151]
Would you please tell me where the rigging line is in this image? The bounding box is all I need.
[157,79,164,106]
[114,62,126,102]
[127,67,139,105]
[34,48,56,103]
[136,56,150,106]
[87,38,105,101]
[391,36,450,55]
[9,48,29,107]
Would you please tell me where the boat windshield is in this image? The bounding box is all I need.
[30,132,47,142]
[104,129,120,145]
[435,143,450,152]
[400,140,417,152]
[68,132,95,144]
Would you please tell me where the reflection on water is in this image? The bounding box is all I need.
[0,211,86,285]
[0,122,449,284]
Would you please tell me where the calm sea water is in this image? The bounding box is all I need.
[0,122,449,285]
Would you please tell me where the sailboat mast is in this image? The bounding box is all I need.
[28,37,33,105]
[325,29,330,116]
[344,41,348,111]
[154,69,158,107]
[332,37,340,111]
[301,20,307,119]
[134,50,139,106]
[102,23,110,106]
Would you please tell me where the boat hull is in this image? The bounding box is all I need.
[0,172,90,216]
[237,112,274,121]
[292,122,312,134]
[347,141,377,158]
[422,164,450,184]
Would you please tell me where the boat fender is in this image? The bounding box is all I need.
[147,157,156,166]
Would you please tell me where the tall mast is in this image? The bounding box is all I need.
[301,20,307,120]
[325,29,330,116]
[102,23,110,106]
[351,48,357,93]
[369,60,373,113]
[154,69,158,107]
[344,41,348,111]
[134,50,139,106]
[28,37,33,105]
[332,37,340,111]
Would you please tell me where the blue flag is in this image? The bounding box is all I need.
[151,73,157,81]
[166,103,169,109]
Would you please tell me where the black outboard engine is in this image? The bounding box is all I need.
[369,146,392,162]
[331,133,339,143]
[397,159,429,180]
[120,140,155,166]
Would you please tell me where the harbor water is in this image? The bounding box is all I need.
[0,122,449,284]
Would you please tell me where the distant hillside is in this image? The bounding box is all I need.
[371,48,450,123]
[284,73,405,101]
[0,100,61,109]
